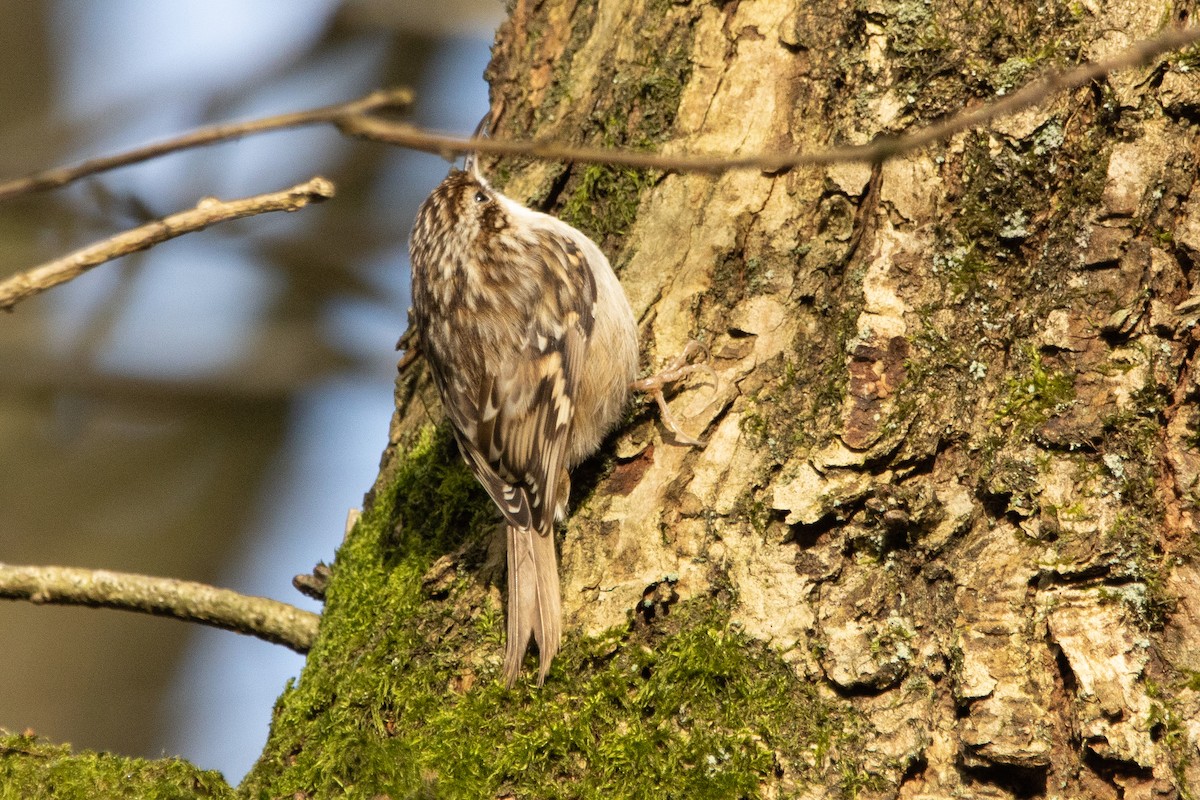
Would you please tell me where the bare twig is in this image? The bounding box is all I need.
[339,25,1200,173]
[1,27,1192,209]
[0,88,410,202]
[0,563,320,653]
[0,176,335,311]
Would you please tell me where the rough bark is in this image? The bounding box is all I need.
[432,0,1199,796]
[248,0,1200,797]
[7,0,1200,798]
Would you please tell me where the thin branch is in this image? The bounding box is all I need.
[339,25,1200,173]
[0,176,335,312]
[0,88,410,202]
[0,562,319,653]
[2,27,1192,207]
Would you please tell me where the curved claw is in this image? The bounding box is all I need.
[645,385,705,446]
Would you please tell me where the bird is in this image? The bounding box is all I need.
[408,140,640,686]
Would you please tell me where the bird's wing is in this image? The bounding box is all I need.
[443,229,597,534]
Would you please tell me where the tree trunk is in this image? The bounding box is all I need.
[240,0,1200,797]
[14,1,1198,798]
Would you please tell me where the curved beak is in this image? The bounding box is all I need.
[463,110,492,179]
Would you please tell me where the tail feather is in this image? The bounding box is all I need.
[503,524,562,686]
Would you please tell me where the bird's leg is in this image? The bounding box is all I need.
[630,340,717,446]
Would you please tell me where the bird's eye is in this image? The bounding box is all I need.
[474,191,488,203]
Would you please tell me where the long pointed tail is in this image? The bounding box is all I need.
[503,524,561,687]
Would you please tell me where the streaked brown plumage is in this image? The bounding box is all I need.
[409,154,638,686]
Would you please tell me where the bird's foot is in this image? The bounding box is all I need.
[629,340,716,446]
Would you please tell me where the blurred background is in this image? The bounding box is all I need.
[0,0,500,784]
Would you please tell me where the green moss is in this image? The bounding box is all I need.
[244,425,885,798]
[931,243,994,302]
[559,164,657,242]
[1172,43,1200,72]
[739,411,770,446]
[992,347,1076,436]
[597,13,693,148]
[1090,380,1176,628]
[552,2,696,246]
[939,108,1108,311]
[241,423,499,797]
[383,424,496,565]
[897,34,1113,468]
[974,345,1080,513]
[735,360,828,464]
[0,734,232,800]
[726,285,860,465]
[531,3,597,123]
[725,492,775,538]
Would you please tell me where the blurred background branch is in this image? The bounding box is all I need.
[0,563,319,652]
[0,90,408,202]
[0,176,335,310]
